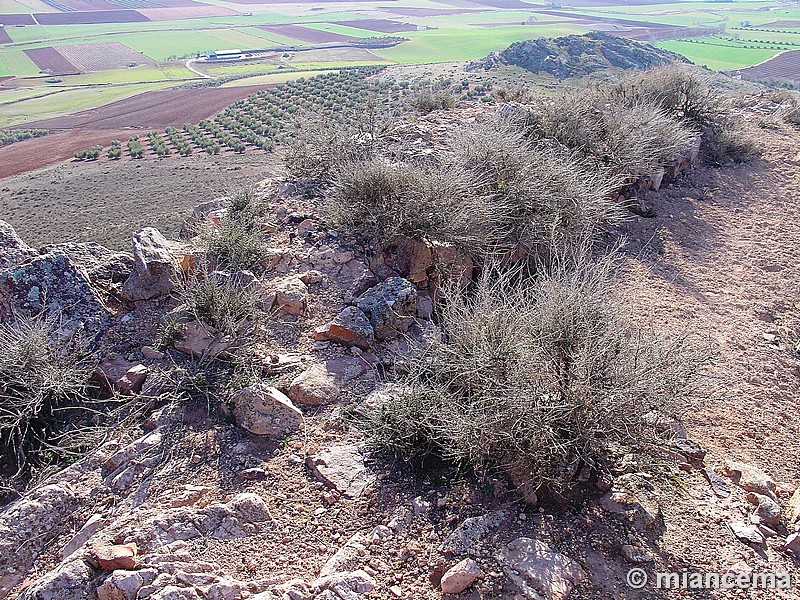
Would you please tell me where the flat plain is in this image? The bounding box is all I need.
[3,0,800,182]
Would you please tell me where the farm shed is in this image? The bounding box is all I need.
[207,49,243,60]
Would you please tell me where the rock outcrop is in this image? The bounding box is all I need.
[467,32,687,78]
[121,228,180,302]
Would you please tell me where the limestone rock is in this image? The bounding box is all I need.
[90,543,139,571]
[0,252,110,337]
[496,537,586,600]
[319,533,368,578]
[728,521,764,545]
[97,570,144,600]
[784,532,800,557]
[0,219,37,268]
[721,461,777,499]
[44,242,133,290]
[315,570,375,597]
[288,356,374,407]
[60,514,105,560]
[94,354,149,395]
[230,387,304,438]
[17,559,94,600]
[275,277,308,316]
[440,558,482,594]
[787,488,800,524]
[173,321,230,359]
[122,228,180,302]
[621,545,653,564]
[306,445,374,499]
[701,467,731,499]
[0,484,77,596]
[356,277,417,340]
[314,306,374,350]
[442,511,508,555]
[746,492,781,525]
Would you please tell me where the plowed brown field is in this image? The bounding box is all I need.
[2,85,269,179]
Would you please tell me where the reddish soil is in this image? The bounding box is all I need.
[138,5,239,20]
[22,47,80,75]
[34,10,149,25]
[52,0,201,8]
[55,42,157,71]
[1,85,270,179]
[257,24,356,44]
[737,49,800,82]
[225,0,379,3]
[0,27,11,44]
[469,0,536,8]
[332,19,415,33]
[49,0,117,9]
[20,85,267,131]
[761,20,800,28]
[0,129,138,179]
[536,9,679,31]
[0,14,35,25]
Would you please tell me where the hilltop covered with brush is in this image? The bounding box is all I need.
[0,60,799,600]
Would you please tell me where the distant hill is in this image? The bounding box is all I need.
[467,32,688,79]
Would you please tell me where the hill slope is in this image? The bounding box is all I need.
[467,32,688,78]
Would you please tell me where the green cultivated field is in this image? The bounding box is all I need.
[656,39,782,70]
[378,24,589,64]
[1,0,798,128]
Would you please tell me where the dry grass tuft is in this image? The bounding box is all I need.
[366,248,709,498]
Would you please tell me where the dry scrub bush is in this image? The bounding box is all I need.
[446,120,624,254]
[608,64,760,165]
[516,91,697,177]
[323,120,624,259]
[177,273,262,338]
[0,315,95,487]
[608,64,722,129]
[286,111,395,181]
[411,90,456,114]
[324,158,500,255]
[366,250,707,498]
[204,190,268,271]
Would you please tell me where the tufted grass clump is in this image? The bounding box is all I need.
[366,251,708,500]
[0,314,96,492]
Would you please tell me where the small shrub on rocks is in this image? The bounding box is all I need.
[324,158,500,254]
[0,314,95,489]
[286,113,391,182]
[514,92,698,178]
[323,121,624,259]
[447,120,624,253]
[366,250,708,499]
[411,90,456,114]
[178,273,262,338]
[608,64,760,165]
[203,192,269,272]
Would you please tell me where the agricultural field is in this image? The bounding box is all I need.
[2,0,800,178]
[66,67,440,159]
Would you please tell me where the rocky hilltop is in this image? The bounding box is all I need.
[467,32,688,78]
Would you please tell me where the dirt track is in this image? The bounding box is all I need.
[620,126,800,484]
